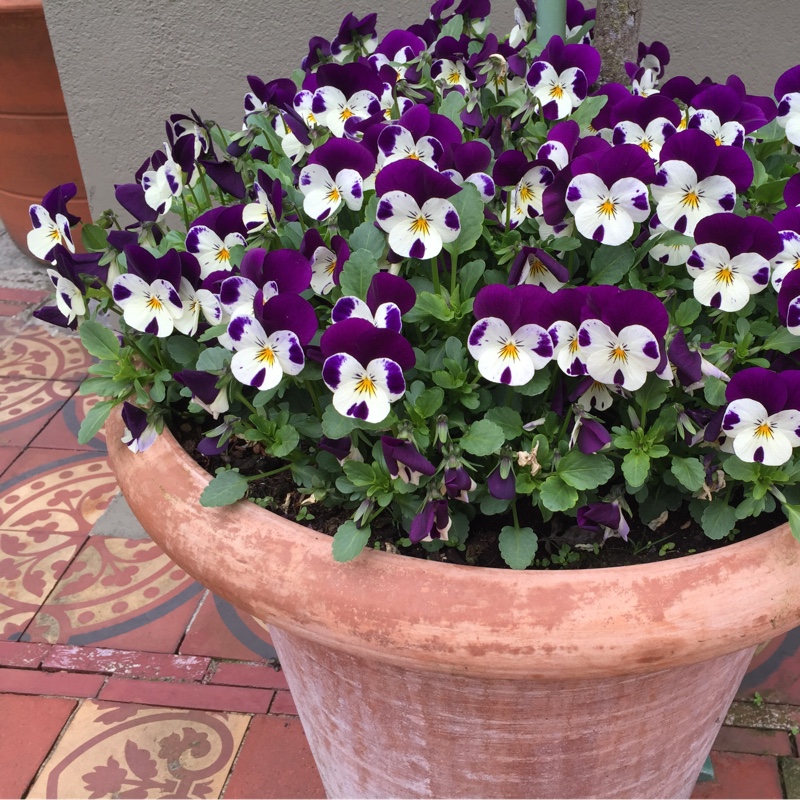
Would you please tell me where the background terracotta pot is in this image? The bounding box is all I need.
[0,0,90,252]
[107,410,800,798]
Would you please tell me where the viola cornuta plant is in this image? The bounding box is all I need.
[28,0,800,567]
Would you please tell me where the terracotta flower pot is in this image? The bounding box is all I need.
[0,0,90,252]
[107,409,800,798]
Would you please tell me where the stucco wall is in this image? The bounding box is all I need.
[42,0,800,218]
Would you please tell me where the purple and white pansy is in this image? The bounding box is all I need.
[311,63,384,137]
[611,94,681,161]
[778,270,800,336]
[300,229,350,296]
[651,129,753,235]
[112,246,184,337]
[298,138,376,221]
[27,184,79,262]
[185,207,248,278]
[375,160,461,260]
[174,369,229,418]
[332,272,416,332]
[508,246,569,292]
[243,169,283,233]
[722,368,800,466]
[141,144,183,217]
[120,402,158,454]
[321,318,415,423]
[565,144,655,246]
[381,436,436,485]
[173,253,223,336]
[770,207,800,291]
[686,213,781,312]
[468,284,554,386]
[775,66,800,147]
[227,293,317,391]
[493,151,555,228]
[525,34,601,120]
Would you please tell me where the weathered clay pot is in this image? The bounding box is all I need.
[0,0,90,252]
[107,410,800,799]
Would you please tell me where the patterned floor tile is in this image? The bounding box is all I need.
[179,592,277,662]
[0,377,77,447]
[24,536,205,652]
[738,626,800,704]
[0,529,86,640]
[0,325,93,381]
[0,693,77,798]
[28,699,250,799]
[32,393,107,451]
[0,448,117,534]
[0,446,20,477]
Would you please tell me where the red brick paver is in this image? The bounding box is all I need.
[0,666,105,697]
[691,752,784,799]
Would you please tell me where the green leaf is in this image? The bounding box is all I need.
[149,379,166,403]
[460,419,505,456]
[439,14,463,39]
[198,323,228,343]
[342,461,376,486]
[568,93,608,129]
[199,469,249,507]
[782,504,800,541]
[415,387,444,417]
[557,451,615,490]
[723,456,760,482]
[485,407,524,440]
[538,475,579,512]
[321,405,356,438]
[272,425,300,458]
[348,221,386,260]
[196,347,232,372]
[78,376,125,397]
[166,336,201,365]
[339,249,380,300]
[480,495,512,515]
[499,526,538,569]
[81,223,109,252]
[763,328,800,354]
[674,298,702,328]
[671,456,706,492]
[78,400,115,444]
[590,243,635,285]
[622,451,650,487]
[703,376,728,407]
[439,90,466,129]
[701,501,737,540]
[412,291,454,321]
[332,520,371,562]
[446,183,485,255]
[635,376,669,416]
[458,258,485,298]
[79,320,120,361]
[516,369,551,396]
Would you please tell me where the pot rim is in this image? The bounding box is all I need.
[108,408,800,679]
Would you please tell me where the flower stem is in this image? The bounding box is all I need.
[450,249,459,296]
[430,258,441,294]
[511,500,520,529]
[247,463,293,482]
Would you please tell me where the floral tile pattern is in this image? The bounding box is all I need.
[24,536,204,652]
[28,699,249,799]
[0,326,94,381]
[0,529,86,640]
[0,449,118,534]
[179,592,277,662]
[31,393,107,451]
[0,446,20,478]
[0,377,77,447]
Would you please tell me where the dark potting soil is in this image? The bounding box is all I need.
[172,419,783,570]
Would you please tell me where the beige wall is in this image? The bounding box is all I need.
[42,0,800,218]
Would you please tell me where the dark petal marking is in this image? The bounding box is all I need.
[322,354,347,390]
[288,340,305,365]
[722,410,740,430]
[251,368,267,388]
[566,185,582,202]
[113,283,132,301]
[469,319,489,346]
[534,334,553,357]
[346,400,370,420]
[710,292,722,308]
[383,306,402,333]
[301,173,313,186]
[444,209,460,230]
[569,357,586,376]
[720,194,736,211]
[674,215,687,234]
[409,239,426,260]
[654,170,668,187]
[578,329,592,347]
[166,171,180,194]
[377,199,394,220]
[631,193,649,211]
[227,317,248,342]
[789,305,800,328]
[145,317,159,335]
[168,288,181,306]
[384,361,406,395]
[754,446,765,463]
[500,367,513,384]
[687,252,704,269]
[613,368,625,386]
[753,268,769,286]
[592,225,605,242]
[318,207,331,221]
[332,296,358,323]
[549,328,560,346]
[351,182,362,199]
[643,340,659,359]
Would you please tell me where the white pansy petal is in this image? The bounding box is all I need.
[227,314,269,350]
[331,296,374,325]
[527,62,559,92]
[692,268,751,311]
[565,173,608,214]
[477,346,535,385]
[231,348,284,390]
[515,324,554,368]
[388,215,443,260]
[373,302,402,332]
[733,427,794,466]
[611,177,651,222]
[729,252,771,293]
[574,196,634,245]
[299,164,332,196]
[55,214,75,252]
[368,358,406,402]
[303,189,342,221]
[336,168,365,211]
[111,272,149,307]
[468,317,513,360]
[375,190,419,233]
[196,288,222,324]
[549,320,586,376]
[53,275,85,323]
[722,398,768,436]
[652,160,698,201]
[770,232,800,290]
[422,197,460,243]
[219,276,258,316]
[686,243,730,276]
[243,202,272,232]
[269,330,305,376]
[322,352,363,392]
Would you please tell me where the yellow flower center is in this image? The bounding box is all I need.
[447,70,462,85]
[326,186,341,203]
[406,151,421,160]
[410,215,431,236]
[549,82,565,100]
[714,136,723,146]
[518,183,535,203]
[529,258,546,276]
[499,341,520,361]
[326,259,337,275]
[146,295,163,311]
[609,344,628,363]
[340,107,355,121]
[216,247,230,263]
[755,422,774,440]
[569,338,580,354]
[715,266,735,285]
[639,139,652,153]
[793,258,800,270]
[257,346,276,365]
[356,375,377,396]
[307,113,316,125]
[599,198,617,218]
[48,227,61,241]
[681,190,701,210]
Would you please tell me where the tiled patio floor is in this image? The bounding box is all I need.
[1,285,800,798]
